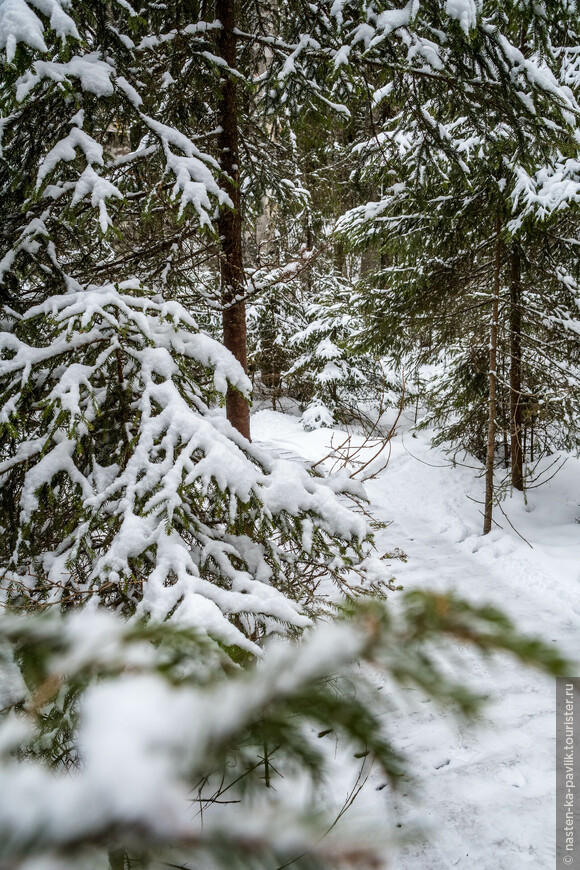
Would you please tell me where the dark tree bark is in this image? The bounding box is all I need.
[501,356,509,468]
[509,246,524,490]
[216,0,251,440]
[483,217,502,535]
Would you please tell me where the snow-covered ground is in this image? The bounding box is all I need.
[252,407,580,869]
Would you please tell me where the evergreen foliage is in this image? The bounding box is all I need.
[0,281,377,650]
[0,1,385,648]
[0,593,569,869]
[336,0,580,523]
[287,267,392,430]
[2,2,580,866]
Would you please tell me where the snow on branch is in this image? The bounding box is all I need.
[0,283,373,652]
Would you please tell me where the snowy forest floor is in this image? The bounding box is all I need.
[252,406,580,869]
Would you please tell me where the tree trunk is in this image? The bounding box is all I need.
[509,246,524,490]
[501,356,508,468]
[483,217,501,535]
[503,424,509,469]
[216,0,251,440]
[334,236,346,276]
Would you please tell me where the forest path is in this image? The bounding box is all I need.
[253,408,580,869]
[363,423,580,868]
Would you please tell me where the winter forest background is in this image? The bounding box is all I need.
[1,0,580,868]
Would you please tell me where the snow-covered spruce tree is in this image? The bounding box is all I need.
[247,271,302,412]
[286,266,395,430]
[345,127,580,495]
[336,0,580,531]
[343,157,580,529]
[245,224,392,428]
[0,0,321,438]
[0,2,379,650]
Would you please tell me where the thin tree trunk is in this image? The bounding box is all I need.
[509,246,524,490]
[503,424,509,469]
[483,217,502,535]
[501,356,508,468]
[216,0,250,440]
[334,236,346,276]
[304,207,313,294]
